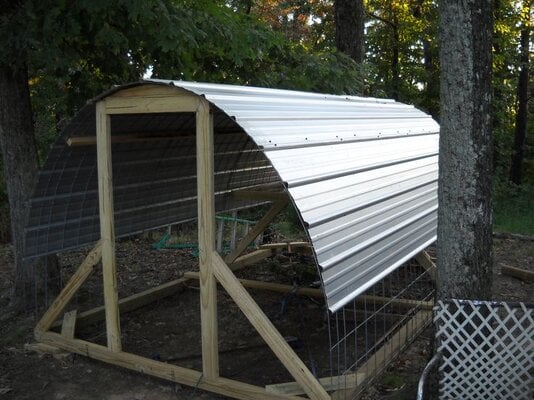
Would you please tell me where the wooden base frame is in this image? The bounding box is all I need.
[33,86,434,400]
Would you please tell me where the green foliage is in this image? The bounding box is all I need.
[494,183,534,235]
[152,0,362,94]
[366,0,439,116]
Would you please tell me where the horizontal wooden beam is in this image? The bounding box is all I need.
[35,330,303,400]
[184,272,323,298]
[232,190,289,202]
[259,242,311,250]
[184,273,433,311]
[67,134,194,147]
[104,96,200,114]
[266,372,365,396]
[52,276,189,329]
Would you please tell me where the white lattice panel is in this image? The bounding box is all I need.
[435,300,533,400]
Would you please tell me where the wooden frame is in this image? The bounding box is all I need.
[33,85,433,400]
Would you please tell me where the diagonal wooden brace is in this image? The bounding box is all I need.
[224,199,288,265]
[35,241,102,333]
[212,252,330,400]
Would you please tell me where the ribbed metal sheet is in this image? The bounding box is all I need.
[25,80,439,312]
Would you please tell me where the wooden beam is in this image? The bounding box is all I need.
[196,98,219,380]
[266,372,365,396]
[501,264,534,283]
[184,272,433,311]
[212,253,330,400]
[267,309,432,397]
[61,310,77,339]
[96,100,121,352]
[35,330,303,400]
[184,272,322,298]
[51,277,189,329]
[232,190,289,202]
[415,251,436,281]
[36,241,102,332]
[225,199,288,264]
[229,249,274,271]
[259,242,311,250]
[104,93,199,114]
[355,294,434,311]
[67,134,193,147]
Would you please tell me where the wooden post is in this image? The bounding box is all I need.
[196,98,219,380]
[96,101,122,352]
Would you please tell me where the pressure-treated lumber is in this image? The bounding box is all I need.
[184,271,321,298]
[212,253,330,400]
[266,372,365,395]
[35,330,303,400]
[259,242,311,250]
[36,241,102,332]
[104,85,199,114]
[67,135,189,147]
[52,277,190,329]
[415,251,436,281]
[196,98,219,380]
[61,310,77,339]
[229,249,274,271]
[225,199,288,264]
[232,190,289,202]
[267,309,432,396]
[184,272,433,311]
[96,101,121,352]
[24,342,71,361]
[501,264,534,283]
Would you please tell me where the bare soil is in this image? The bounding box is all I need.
[0,236,532,400]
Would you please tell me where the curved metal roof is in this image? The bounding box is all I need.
[25,80,439,312]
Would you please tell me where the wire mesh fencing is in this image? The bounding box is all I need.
[327,257,435,399]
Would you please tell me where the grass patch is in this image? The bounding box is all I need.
[494,183,534,235]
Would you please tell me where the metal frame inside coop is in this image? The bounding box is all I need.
[26,80,440,400]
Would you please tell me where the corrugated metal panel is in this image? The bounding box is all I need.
[25,80,439,312]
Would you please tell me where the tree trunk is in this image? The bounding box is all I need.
[0,65,59,308]
[509,1,530,185]
[437,0,493,300]
[334,0,365,64]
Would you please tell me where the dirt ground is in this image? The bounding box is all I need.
[0,236,532,400]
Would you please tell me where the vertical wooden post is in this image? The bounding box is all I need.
[196,98,219,379]
[96,101,122,352]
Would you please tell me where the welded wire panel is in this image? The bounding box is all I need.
[25,109,277,259]
[328,259,435,399]
[435,300,534,400]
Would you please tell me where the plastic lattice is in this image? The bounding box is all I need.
[435,300,533,400]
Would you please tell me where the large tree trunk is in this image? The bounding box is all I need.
[437,0,493,300]
[334,0,365,64]
[509,1,530,185]
[0,65,59,307]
